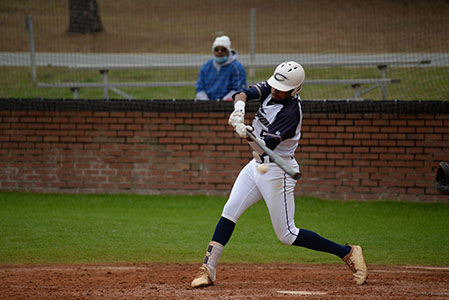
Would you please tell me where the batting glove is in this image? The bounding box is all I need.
[235,123,253,138]
[228,101,245,128]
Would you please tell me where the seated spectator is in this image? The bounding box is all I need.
[195,35,247,101]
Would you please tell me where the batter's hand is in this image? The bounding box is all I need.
[235,123,253,138]
[228,109,244,128]
[228,100,246,128]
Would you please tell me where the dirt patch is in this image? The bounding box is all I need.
[1,263,448,299]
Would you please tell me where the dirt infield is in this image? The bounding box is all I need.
[1,263,449,299]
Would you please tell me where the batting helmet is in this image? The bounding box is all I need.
[436,161,449,195]
[267,61,305,92]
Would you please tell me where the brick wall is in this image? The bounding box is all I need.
[0,99,448,202]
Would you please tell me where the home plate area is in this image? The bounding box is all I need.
[1,263,448,299]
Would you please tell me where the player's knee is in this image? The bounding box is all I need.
[274,225,299,245]
[277,233,295,245]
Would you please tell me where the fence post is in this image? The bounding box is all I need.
[378,65,387,100]
[25,15,36,83]
[100,69,109,99]
[249,8,256,80]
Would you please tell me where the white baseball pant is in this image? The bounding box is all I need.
[222,158,300,245]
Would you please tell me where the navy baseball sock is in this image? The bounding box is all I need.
[293,229,351,259]
[211,216,236,246]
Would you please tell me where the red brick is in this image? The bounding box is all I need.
[328,126,345,132]
[319,133,336,139]
[352,133,369,140]
[381,127,398,133]
[118,118,135,124]
[390,119,407,126]
[27,111,44,117]
[345,126,363,133]
[398,127,416,133]
[344,139,361,146]
[309,139,327,145]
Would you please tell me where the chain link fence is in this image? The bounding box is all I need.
[1,0,448,100]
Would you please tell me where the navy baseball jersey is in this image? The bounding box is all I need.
[242,81,303,157]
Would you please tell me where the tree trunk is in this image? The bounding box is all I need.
[68,0,103,34]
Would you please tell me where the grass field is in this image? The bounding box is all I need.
[1,192,448,266]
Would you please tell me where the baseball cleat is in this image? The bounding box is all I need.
[191,265,214,288]
[343,244,368,285]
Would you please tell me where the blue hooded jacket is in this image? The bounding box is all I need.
[195,50,247,100]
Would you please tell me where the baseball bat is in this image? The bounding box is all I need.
[246,131,301,180]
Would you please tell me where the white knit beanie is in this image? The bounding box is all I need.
[212,35,232,53]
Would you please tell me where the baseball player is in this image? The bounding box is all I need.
[191,61,367,288]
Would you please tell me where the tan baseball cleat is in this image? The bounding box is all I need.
[191,265,214,288]
[343,244,368,285]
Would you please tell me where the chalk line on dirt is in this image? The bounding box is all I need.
[277,290,328,295]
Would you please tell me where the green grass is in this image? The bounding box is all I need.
[1,192,448,266]
[1,66,448,100]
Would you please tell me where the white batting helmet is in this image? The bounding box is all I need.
[267,61,305,92]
